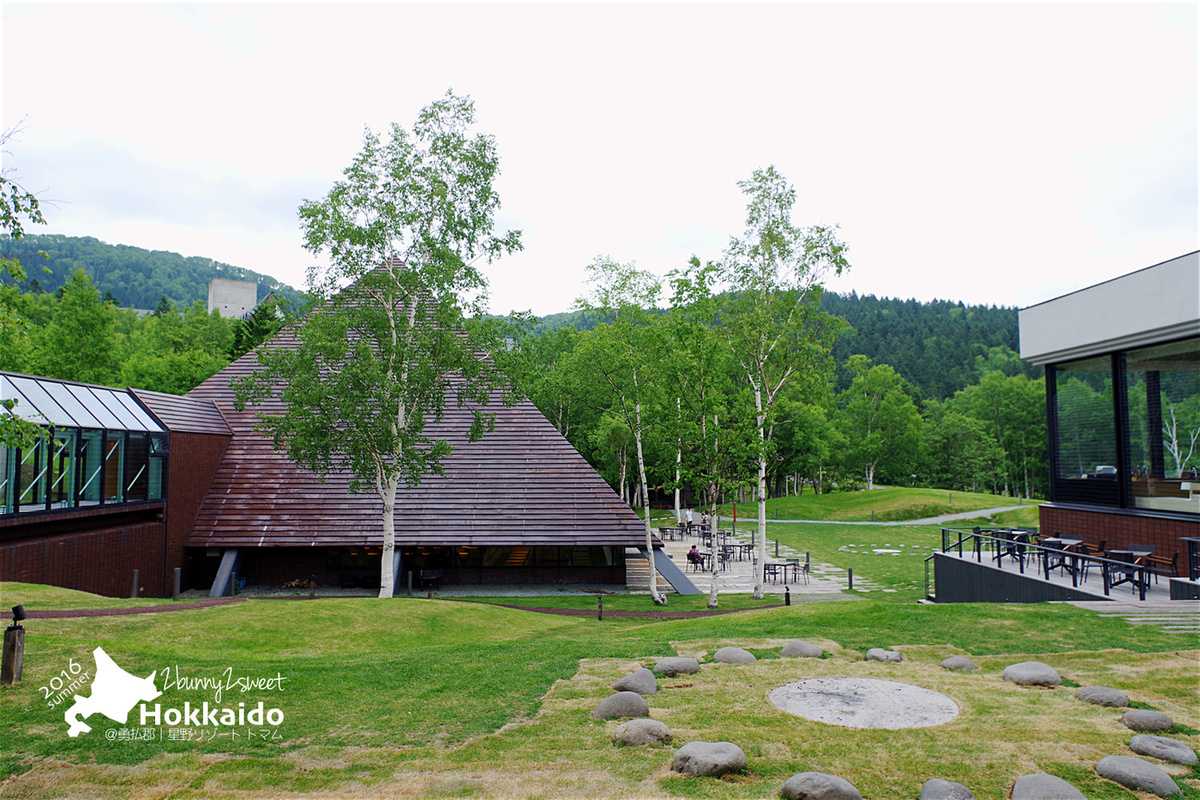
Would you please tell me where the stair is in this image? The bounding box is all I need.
[624,549,678,594]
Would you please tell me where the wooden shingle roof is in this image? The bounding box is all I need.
[129,388,231,436]
[184,326,648,549]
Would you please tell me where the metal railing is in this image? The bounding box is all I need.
[936,527,1163,601]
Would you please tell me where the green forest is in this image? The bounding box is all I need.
[0,233,1046,502]
[0,233,303,310]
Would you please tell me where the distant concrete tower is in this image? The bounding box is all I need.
[207,279,257,319]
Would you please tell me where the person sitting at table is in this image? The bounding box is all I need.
[687,546,703,570]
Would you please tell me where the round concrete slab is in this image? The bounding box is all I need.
[768,677,959,729]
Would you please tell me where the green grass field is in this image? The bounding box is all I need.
[1,579,1196,799]
[715,485,1039,523]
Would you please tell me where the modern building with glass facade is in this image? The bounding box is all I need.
[1019,251,1200,592]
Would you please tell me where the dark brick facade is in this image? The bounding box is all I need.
[1039,503,1199,574]
[0,520,166,598]
[163,431,229,593]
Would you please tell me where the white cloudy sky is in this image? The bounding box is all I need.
[2,2,1196,316]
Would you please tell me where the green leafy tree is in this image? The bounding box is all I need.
[948,370,1047,497]
[0,130,45,284]
[717,166,849,597]
[34,269,120,385]
[229,297,289,360]
[121,350,228,395]
[666,256,758,606]
[569,256,669,604]
[920,406,1005,492]
[837,355,924,490]
[0,126,50,448]
[233,92,521,598]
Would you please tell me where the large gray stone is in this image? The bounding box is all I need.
[940,656,979,672]
[611,718,672,746]
[653,656,701,677]
[1075,685,1128,707]
[1009,773,1086,800]
[1095,755,1181,797]
[713,646,757,664]
[612,667,658,695]
[920,778,974,800]
[1130,734,1198,766]
[865,647,902,663]
[1002,661,1061,687]
[671,740,746,777]
[780,771,864,800]
[1121,709,1175,731]
[782,639,825,659]
[592,691,649,720]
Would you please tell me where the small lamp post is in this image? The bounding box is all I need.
[2,605,26,686]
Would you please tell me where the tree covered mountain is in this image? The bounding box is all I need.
[0,234,303,310]
[532,290,1039,402]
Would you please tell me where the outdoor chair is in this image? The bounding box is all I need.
[1145,552,1179,584]
[1076,541,1096,583]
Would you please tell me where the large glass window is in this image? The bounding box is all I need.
[1051,355,1119,506]
[77,429,105,506]
[1126,337,1200,513]
[1,444,13,515]
[103,431,125,504]
[48,430,77,509]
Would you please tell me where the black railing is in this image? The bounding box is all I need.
[937,527,1160,601]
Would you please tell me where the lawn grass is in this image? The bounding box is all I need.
[716,485,1040,523]
[1,583,1196,799]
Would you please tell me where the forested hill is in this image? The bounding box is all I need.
[532,292,1039,402]
[823,292,1039,400]
[0,234,303,310]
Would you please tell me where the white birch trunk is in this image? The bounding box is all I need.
[378,475,398,598]
[674,396,682,525]
[754,384,767,599]
[634,390,665,604]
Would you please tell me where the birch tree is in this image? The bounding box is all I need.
[718,167,849,598]
[667,257,756,607]
[569,256,669,604]
[232,92,521,598]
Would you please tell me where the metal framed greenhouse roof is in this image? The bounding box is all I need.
[0,373,164,433]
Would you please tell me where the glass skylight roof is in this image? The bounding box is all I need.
[0,373,164,433]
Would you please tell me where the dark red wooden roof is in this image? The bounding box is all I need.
[184,327,649,549]
[129,388,231,436]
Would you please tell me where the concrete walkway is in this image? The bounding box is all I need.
[648,529,873,597]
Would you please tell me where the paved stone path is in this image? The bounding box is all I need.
[1066,600,1200,633]
[641,528,882,596]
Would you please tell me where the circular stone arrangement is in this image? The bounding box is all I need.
[768,677,960,729]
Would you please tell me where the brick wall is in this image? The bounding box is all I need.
[164,432,229,594]
[1039,503,1199,574]
[0,522,166,598]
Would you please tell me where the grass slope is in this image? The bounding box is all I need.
[1,583,1196,799]
[718,486,1040,523]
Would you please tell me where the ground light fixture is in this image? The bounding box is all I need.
[2,604,26,686]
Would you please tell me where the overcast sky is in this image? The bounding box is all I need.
[2,2,1196,316]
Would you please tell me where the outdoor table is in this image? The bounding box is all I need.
[1039,537,1080,579]
[1105,550,1150,596]
[764,561,799,584]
